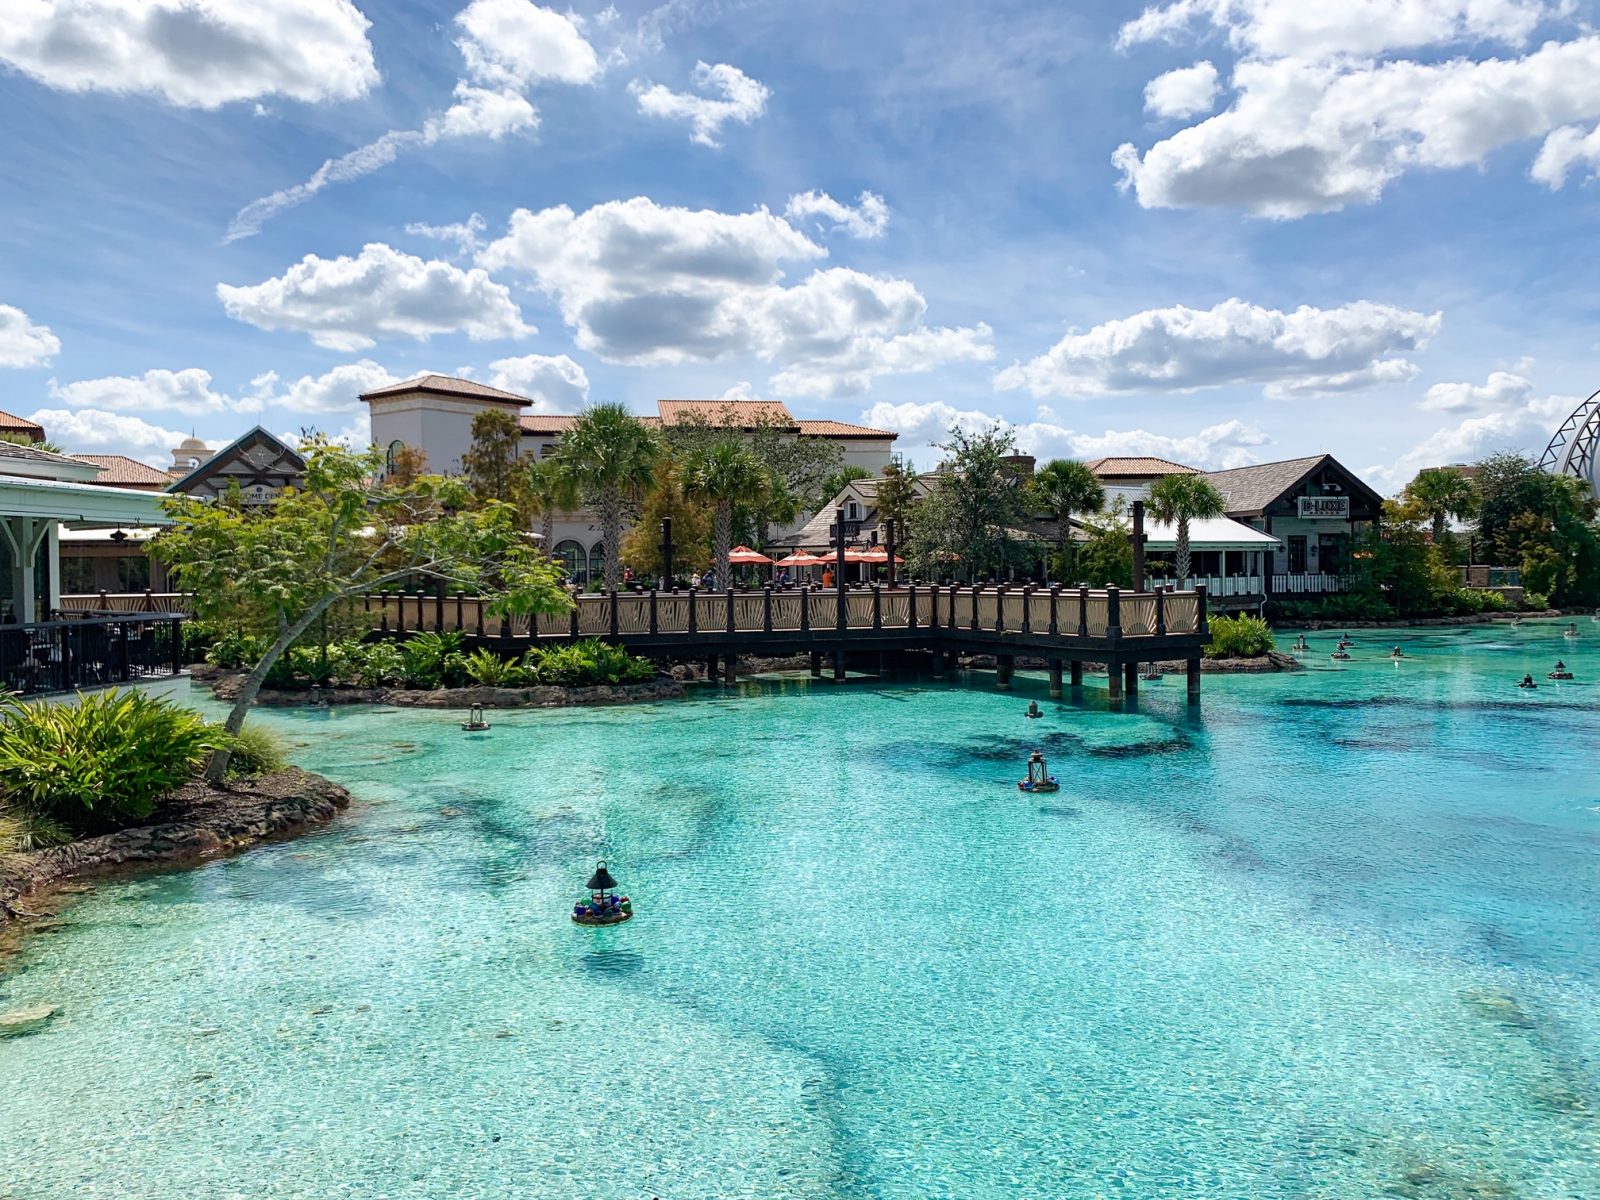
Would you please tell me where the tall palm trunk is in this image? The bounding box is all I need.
[1176,519,1192,587]
[599,485,623,592]
[1432,512,1446,544]
[713,501,733,587]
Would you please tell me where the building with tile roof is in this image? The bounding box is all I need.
[0,409,46,443]
[71,454,176,490]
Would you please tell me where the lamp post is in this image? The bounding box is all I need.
[660,517,675,591]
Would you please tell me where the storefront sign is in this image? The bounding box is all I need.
[1297,496,1349,519]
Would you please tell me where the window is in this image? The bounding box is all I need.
[386,440,405,476]
[117,553,151,592]
[1287,535,1308,574]
[1318,533,1350,574]
[553,539,585,583]
[846,501,861,521]
[61,555,96,593]
[587,543,605,589]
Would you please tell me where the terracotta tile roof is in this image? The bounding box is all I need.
[795,419,897,439]
[71,454,174,487]
[360,374,531,405]
[0,409,44,439]
[656,399,795,427]
[519,413,662,435]
[1084,456,1199,477]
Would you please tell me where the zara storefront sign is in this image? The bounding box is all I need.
[1297,496,1350,519]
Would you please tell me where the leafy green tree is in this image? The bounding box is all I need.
[522,456,579,561]
[1030,458,1105,583]
[817,465,873,505]
[906,424,1032,581]
[1147,473,1228,586]
[461,408,526,510]
[875,456,920,545]
[685,440,769,586]
[550,404,662,591]
[1076,499,1135,588]
[152,439,571,779]
[1473,452,1600,604]
[620,457,712,581]
[1403,466,1477,545]
[1360,500,1455,616]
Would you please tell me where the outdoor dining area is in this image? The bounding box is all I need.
[765,544,906,587]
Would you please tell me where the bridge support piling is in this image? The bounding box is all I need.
[996,655,1014,690]
[1123,661,1139,697]
[1187,656,1202,705]
[931,649,945,680]
[1107,662,1123,705]
[832,650,847,682]
[1070,660,1083,689]
[724,655,737,685]
[706,653,717,682]
[1048,658,1063,698]
[877,652,890,679]
[809,651,822,679]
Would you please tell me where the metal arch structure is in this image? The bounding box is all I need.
[1539,387,1600,500]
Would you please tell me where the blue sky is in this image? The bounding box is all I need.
[3,0,1600,490]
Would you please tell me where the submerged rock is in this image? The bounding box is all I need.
[0,1004,58,1037]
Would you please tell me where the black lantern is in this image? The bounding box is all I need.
[461,703,491,732]
[1018,750,1059,793]
[574,859,632,925]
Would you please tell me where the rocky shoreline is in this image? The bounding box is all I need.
[203,670,685,709]
[1275,609,1566,630]
[0,767,350,942]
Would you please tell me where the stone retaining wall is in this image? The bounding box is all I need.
[208,675,685,709]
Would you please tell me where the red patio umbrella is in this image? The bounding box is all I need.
[774,551,827,567]
[852,548,905,563]
[727,545,774,565]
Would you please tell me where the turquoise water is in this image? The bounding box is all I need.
[2,621,1599,1198]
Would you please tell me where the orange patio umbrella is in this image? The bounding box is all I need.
[727,545,774,565]
[773,551,827,567]
[852,548,905,563]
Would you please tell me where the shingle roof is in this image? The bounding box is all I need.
[1203,455,1330,514]
[656,399,795,427]
[360,374,531,405]
[1084,456,1199,477]
[796,418,896,439]
[0,409,45,439]
[71,454,174,487]
[0,440,94,469]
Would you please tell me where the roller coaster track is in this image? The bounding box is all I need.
[1540,388,1600,485]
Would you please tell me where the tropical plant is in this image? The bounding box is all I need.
[817,465,872,505]
[684,440,769,587]
[550,404,661,592]
[345,640,407,688]
[0,691,220,829]
[1403,466,1477,546]
[0,432,64,453]
[875,456,921,548]
[1075,499,1134,588]
[204,628,268,669]
[1147,473,1228,586]
[620,457,712,583]
[523,456,581,565]
[0,807,72,853]
[1030,459,1105,584]
[525,639,656,687]
[228,722,289,777]
[151,438,571,779]
[399,631,467,689]
[1204,614,1274,659]
[461,408,526,511]
[455,648,531,687]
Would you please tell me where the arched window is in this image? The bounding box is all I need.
[588,542,606,589]
[553,539,585,583]
[386,440,405,476]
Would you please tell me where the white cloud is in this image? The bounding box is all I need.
[254,360,406,414]
[1532,120,1600,187]
[454,0,601,88]
[226,85,537,240]
[1420,369,1534,413]
[996,298,1440,399]
[859,398,1271,469]
[218,243,533,351]
[1116,0,1547,61]
[0,0,377,109]
[0,304,60,368]
[477,197,992,396]
[48,367,238,415]
[485,353,590,411]
[630,61,768,147]
[29,408,185,466]
[281,414,372,451]
[1115,27,1600,218]
[1373,392,1574,489]
[406,213,489,258]
[1144,61,1219,119]
[783,190,890,239]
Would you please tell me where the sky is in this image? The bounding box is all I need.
[3,0,1600,491]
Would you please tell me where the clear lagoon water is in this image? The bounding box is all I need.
[3,620,1599,1199]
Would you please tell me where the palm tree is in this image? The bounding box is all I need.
[685,440,768,587]
[551,404,661,592]
[1404,467,1477,544]
[522,456,579,563]
[1147,473,1228,587]
[1030,459,1105,583]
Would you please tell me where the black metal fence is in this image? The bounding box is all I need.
[0,613,186,696]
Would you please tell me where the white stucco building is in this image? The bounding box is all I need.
[362,375,897,584]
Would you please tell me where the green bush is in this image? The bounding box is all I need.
[399,631,467,688]
[342,640,405,688]
[1448,588,1510,616]
[525,639,656,687]
[0,691,221,830]
[1272,592,1395,622]
[1524,591,1551,611]
[204,628,267,669]
[453,648,531,687]
[0,807,72,853]
[1204,614,1276,659]
[227,722,288,778]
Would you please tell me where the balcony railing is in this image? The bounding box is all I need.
[1270,573,1355,595]
[1148,574,1263,598]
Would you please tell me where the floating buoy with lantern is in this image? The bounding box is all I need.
[572,860,632,925]
[1330,650,1351,661]
[1139,664,1164,681]
[1565,622,1580,638]
[1293,635,1309,653]
[1025,701,1043,719]
[1549,660,1574,681]
[460,703,491,732]
[1017,750,1059,793]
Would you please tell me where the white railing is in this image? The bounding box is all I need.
[1271,573,1354,595]
[1147,574,1262,598]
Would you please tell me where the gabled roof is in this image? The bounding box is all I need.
[1204,454,1383,515]
[360,374,531,406]
[656,399,796,427]
[1085,456,1198,478]
[71,454,174,488]
[0,409,45,440]
[167,426,306,494]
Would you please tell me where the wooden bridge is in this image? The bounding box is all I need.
[59,584,1214,703]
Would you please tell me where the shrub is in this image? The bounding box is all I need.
[1204,614,1275,659]
[0,807,72,853]
[399,631,467,688]
[1449,588,1510,616]
[343,640,405,688]
[525,639,657,687]
[0,691,220,830]
[454,648,531,687]
[227,722,288,778]
[204,628,267,669]
[1524,591,1551,611]
[1272,592,1394,622]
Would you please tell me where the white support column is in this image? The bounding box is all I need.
[46,523,61,613]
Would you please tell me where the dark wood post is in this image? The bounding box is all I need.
[908,583,918,629]
[763,584,773,633]
[498,608,511,642]
[725,587,735,635]
[1070,660,1084,688]
[810,650,822,678]
[970,584,980,631]
[996,654,1014,691]
[660,518,675,591]
[1155,587,1166,636]
[1107,659,1123,703]
[833,649,846,682]
[379,590,390,633]
[1195,582,1210,638]
[994,584,1005,633]
[834,507,847,633]
[395,593,406,635]
[688,587,698,635]
[610,589,620,639]
[724,654,736,685]
[1048,658,1062,698]
[569,600,580,641]
[170,618,184,675]
[455,591,464,631]
[948,583,958,630]
[1131,499,1147,592]
[474,595,485,637]
[1048,584,1060,636]
[1123,661,1139,697]
[1077,585,1088,637]
[884,518,897,589]
[434,580,445,632]
[1187,656,1202,705]
[1106,585,1122,642]
[872,584,882,630]
[1021,586,1032,634]
[649,588,658,635]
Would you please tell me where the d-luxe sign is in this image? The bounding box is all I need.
[1298,496,1350,519]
